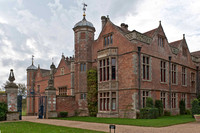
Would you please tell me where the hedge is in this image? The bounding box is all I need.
[155,100,163,116]
[179,100,186,115]
[60,112,68,117]
[139,108,159,119]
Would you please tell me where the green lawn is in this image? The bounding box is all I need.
[55,115,195,127]
[0,121,105,133]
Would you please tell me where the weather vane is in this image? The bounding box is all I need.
[32,55,34,65]
[82,3,87,17]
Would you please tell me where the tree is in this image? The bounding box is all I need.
[2,81,27,99]
[18,83,27,99]
[87,68,98,117]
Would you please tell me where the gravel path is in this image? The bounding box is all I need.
[22,116,200,133]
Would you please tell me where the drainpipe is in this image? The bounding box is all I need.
[138,47,142,109]
[169,56,172,113]
[196,66,199,97]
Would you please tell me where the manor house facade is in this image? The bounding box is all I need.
[26,11,200,118]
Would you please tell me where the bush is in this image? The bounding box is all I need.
[0,102,7,121]
[146,97,154,108]
[155,100,163,116]
[60,112,68,117]
[185,109,191,115]
[139,108,159,119]
[191,99,200,117]
[164,110,171,116]
[179,100,186,115]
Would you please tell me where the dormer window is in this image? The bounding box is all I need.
[158,36,164,47]
[104,34,113,46]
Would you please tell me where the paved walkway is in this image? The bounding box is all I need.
[22,116,200,133]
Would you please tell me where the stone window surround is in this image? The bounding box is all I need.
[190,72,196,88]
[160,60,167,83]
[98,56,117,83]
[103,32,113,47]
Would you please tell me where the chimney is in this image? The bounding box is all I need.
[121,23,128,31]
[101,16,107,29]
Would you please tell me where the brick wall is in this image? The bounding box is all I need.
[0,93,7,103]
[56,96,77,117]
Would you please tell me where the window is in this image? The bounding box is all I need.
[160,61,166,82]
[104,34,113,46]
[181,93,186,107]
[171,64,177,84]
[142,91,149,108]
[161,92,166,108]
[111,58,116,80]
[99,57,116,82]
[111,92,116,111]
[37,85,40,93]
[182,67,186,86]
[191,72,195,88]
[142,56,150,80]
[171,93,176,108]
[59,87,67,96]
[158,36,164,47]
[60,67,64,75]
[80,93,87,99]
[80,63,86,72]
[100,92,110,111]
[181,93,186,101]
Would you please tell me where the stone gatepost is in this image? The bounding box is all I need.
[5,69,19,121]
[45,63,57,118]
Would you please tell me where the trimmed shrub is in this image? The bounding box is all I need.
[139,108,159,119]
[179,100,186,115]
[155,100,163,116]
[146,97,154,108]
[60,112,68,117]
[191,99,200,117]
[164,110,171,116]
[0,102,7,121]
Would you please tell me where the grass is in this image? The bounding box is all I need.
[0,121,105,133]
[55,115,195,127]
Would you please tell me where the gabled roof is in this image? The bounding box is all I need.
[115,25,131,35]
[143,28,158,38]
[169,39,183,48]
[191,50,200,58]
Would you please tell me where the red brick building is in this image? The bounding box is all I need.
[27,12,200,118]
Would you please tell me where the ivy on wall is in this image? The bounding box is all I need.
[87,68,98,117]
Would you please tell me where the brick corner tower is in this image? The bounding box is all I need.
[73,3,95,116]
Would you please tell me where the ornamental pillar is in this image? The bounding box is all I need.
[5,69,19,121]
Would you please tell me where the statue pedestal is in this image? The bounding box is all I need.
[45,89,57,118]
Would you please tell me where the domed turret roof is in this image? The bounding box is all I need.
[74,17,94,29]
[27,55,37,70]
[27,64,37,70]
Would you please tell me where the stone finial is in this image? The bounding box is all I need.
[183,34,185,39]
[159,20,161,25]
[8,69,15,83]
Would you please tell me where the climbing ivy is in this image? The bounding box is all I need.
[87,68,98,117]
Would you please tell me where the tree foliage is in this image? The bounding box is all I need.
[87,68,98,117]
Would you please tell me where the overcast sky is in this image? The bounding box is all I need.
[0,0,200,88]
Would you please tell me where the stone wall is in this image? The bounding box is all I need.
[56,96,77,117]
[0,93,7,103]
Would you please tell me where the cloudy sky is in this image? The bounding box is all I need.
[0,0,200,88]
